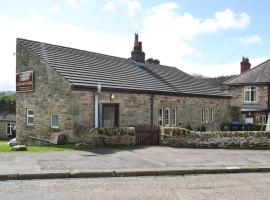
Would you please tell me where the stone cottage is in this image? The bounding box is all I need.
[0,112,15,139]
[224,57,270,124]
[16,34,231,144]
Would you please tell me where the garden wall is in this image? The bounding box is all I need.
[78,127,135,147]
[161,127,270,149]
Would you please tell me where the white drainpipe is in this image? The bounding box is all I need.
[95,94,99,128]
[95,83,101,128]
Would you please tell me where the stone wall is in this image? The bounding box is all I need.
[16,41,74,145]
[78,127,135,146]
[0,122,8,139]
[227,85,269,122]
[228,85,269,108]
[153,95,231,131]
[161,127,270,149]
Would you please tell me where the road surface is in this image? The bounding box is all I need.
[0,173,270,200]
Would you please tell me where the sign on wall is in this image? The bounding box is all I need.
[16,70,34,92]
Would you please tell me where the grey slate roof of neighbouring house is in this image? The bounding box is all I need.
[225,59,270,85]
[18,38,229,97]
[0,112,16,122]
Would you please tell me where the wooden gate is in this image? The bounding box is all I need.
[134,124,160,145]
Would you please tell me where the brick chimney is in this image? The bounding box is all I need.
[131,33,145,63]
[240,57,251,74]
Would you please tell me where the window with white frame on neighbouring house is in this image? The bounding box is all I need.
[158,108,163,127]
[51,114,59,128]
[255,116,260,124]
[6,122,15,135]
[165,108,170,127]
[26,109,34,126]
[201,108,209,123]
[172,108,177,126]
[244,86,257,102]
[261,115,267,124]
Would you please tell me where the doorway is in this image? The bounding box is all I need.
[102,104,119,127]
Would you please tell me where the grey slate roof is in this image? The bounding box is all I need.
[225,59,270,85]
[18,38,229,97]
[0,113,16,122]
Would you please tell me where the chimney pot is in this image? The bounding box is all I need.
[240,57,251,74]
[131,34,145,63]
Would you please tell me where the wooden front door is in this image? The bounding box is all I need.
[102,104,119,127]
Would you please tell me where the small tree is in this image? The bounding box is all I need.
[146,58,160,65]
[0,96,16,113]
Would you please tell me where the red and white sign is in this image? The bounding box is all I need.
[16,70,34,92]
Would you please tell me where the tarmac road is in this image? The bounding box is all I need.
[1,173,270,200]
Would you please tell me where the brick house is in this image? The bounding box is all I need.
[0,112,15,139]
[16,34,231,144]
[224,57,270,124]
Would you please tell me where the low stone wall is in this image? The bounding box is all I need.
[78,127,135,147]
[161,127,270,149]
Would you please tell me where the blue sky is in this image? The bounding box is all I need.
[1,0,270,91]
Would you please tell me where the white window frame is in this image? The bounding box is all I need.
[51,114,59,129]
[210,108,214,123]
[158,108,163,127]
[26,109,34,126]
[6,122,15,136]
[165,108,170,127]
[201,108,204,123]
[244,86,257,103]
[261,115,267,124]
[201,108,209,123]
[172,108,177,126]
[204,108,209,123]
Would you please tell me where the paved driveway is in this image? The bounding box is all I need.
[0,146,269,174]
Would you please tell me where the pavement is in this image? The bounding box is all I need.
[0,146,270,181]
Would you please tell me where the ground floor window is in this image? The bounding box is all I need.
[201,108,210,123]
[165,108,170,127]
[27,109,34,126]
[261,115,267,124]
[51,114,59,128]
[172,108,177,126]
[158,108,163,127]
[6,122,15,135]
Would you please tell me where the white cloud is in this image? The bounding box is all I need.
[66,0,78,9]
[102,0,141,16]
[184,56,269,77]
[49,4,60,14]
[141,3,251,69]
[200,9,250,33]
[229,35,262,46]
[0,3,255,90]
[102,1,116,12]
[0,15,133,91]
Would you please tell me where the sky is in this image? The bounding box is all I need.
[1,0,270,91]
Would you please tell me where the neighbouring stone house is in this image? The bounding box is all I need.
[16,34,232,144]
[0,112,15,139]
[224,57,270,124]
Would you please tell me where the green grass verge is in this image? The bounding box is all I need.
[0,140,75,152]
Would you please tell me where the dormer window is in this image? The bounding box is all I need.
[244,86,257,103]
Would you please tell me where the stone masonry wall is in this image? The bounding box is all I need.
[228,85,269,108]
[161,127,270,149]
[153,95,231,131]
[0,122,9,139]
[72,90,231,135]
[16,41,74,145]
[227,85,269,122]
